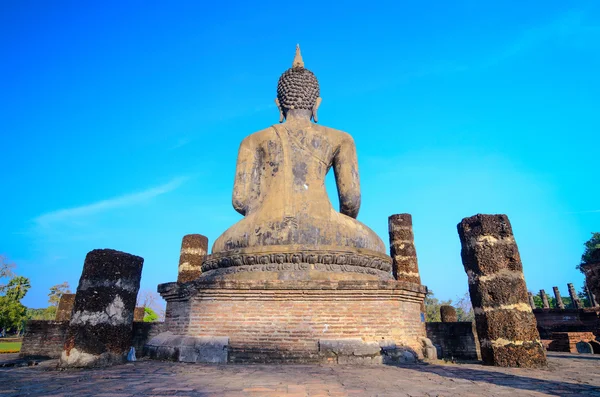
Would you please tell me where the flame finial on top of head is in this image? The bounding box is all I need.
[292,44,304,69]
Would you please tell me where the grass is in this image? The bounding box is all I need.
[0,342,22,353]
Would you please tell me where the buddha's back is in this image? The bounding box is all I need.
[202,46,391,281]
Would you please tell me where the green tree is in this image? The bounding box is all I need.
[48,282,71,307]
[5,276,31,301]
[579,232,600,271]
[143,307,159,322]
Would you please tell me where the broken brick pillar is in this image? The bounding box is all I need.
[59,249,143,368]
[553,287,565,309]
[440,305,457,323]
[567,283,582,309]
[177,234,208,283]
[134,307,146,322]
[457,214,546,367]
[55,293,76,322]
[585,283,598,307]
[527,292,536,310]
[388,214,421,284]
[539,290,550,309]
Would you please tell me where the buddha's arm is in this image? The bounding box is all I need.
[333,135,361,219]
[232,139,254,216]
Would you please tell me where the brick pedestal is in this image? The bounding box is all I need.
[157,279,427,363]
[457,214,546,367]
[59,249,143,367]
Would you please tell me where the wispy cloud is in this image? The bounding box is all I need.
[34,176,189,227]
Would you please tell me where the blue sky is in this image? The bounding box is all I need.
[1,1,599,308]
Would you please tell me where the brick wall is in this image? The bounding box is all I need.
[533,308,600,339]
[20,320,69,358]
[546,332,597,352]
[131,322,167,358]
[175,285,426,362]
[20,320,165,359]
[426,322,481,361]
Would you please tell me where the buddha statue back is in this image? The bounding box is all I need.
[202,46,391,281]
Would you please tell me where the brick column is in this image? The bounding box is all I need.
[177,234,208,283]
[553,287,565,309]
[527,292,536,310]
[539,290,550,309]
[457,214,546,367]
[440,305,457,323]
[134,307,145,322]
[388,214,421,284]
[55,293,75,322]
[567,283,582,309]
[60,249,143,367]
[585,283,598,307]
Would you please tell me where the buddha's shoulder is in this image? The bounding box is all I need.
[312,124,355,143]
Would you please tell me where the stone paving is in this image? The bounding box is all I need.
[1,352,599,396]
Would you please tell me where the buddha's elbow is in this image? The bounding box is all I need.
[232,198,247,216]
[339,194,361,219]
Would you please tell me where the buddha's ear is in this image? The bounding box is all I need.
[312,97,322,123]
[275,98,284,123]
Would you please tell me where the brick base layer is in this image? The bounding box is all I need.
[159,280,427,362]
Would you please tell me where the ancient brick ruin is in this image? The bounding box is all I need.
[388,214,421,284]
[177,234,208,283]
[54,293,75,322]
[457,214,546,367]
[59,249,143,368]
[440,305,458,323]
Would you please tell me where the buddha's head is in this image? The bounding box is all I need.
[275,45,322,123]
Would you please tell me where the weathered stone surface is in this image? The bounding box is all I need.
[457,214,546,367]
[585,283,598,307]
[204,46,389,282]
[553,287,565,309]
[145,332,229,363]
[178,234,208,283]
[540,290,550,309]
[55,294,75,322]
[440,305,457,323]
[59,249,143,368]
[133,307,145,322]
[388,214,421,284]
[581,260,600,307]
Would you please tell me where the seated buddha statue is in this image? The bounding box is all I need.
[201,46,392,281]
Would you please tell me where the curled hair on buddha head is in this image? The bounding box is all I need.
[275,45,322,122]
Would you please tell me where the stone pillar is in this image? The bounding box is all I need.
[55,293,76,322]
[527,292,536,310]
[553,287,565,309]
[567,283,582,309]
[585,282,598,307]
[177,234,208,283]
[581,254,600,307]
[440,305,457,323]
[134,307,146,322]
[388,214,421,284]
[457,214,546,367]
[539,290,550,309]
[60,249,143,368]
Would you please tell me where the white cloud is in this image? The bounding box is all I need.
[34,176,188,227]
